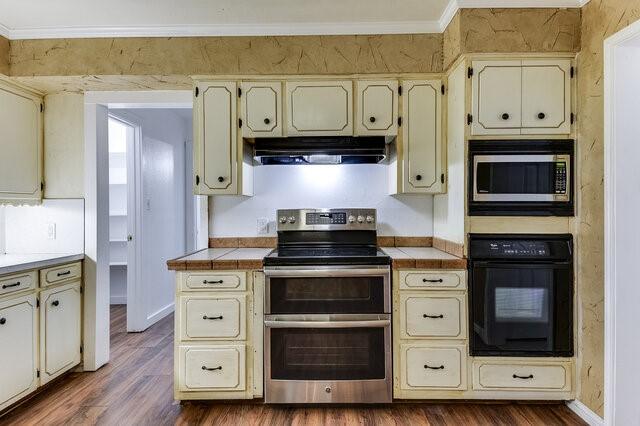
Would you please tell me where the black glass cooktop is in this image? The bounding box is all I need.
[263,245,391,266]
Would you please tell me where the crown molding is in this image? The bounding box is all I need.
[0,0,587,40]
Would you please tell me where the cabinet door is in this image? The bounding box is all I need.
[521,60,572,135]
[286,81,353,136]
[471,60,522,135]
[241,82,282,138]
[401,80,443,193]
[40,282,82,385]
[0,81,43,202]
[0,294,38,411]
[355,80,398,136]
[194,82,238,194]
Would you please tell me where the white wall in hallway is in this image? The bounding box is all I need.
[210,164,433,237]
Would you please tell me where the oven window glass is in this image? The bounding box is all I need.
[269,276,385,314]
[494,287,549,323]
[477,161,559,194]
[270,328,386,380]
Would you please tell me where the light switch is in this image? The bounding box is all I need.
[46,223,56,240]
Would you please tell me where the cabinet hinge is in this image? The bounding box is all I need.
[239,118,243,128]
[194,87,199,97]
[441,85,445,95]
[36,370,40,378]
[467,67,473,78]
[467,114,473,125]
[441,173,445,184]
[80,345,83,354]
[40,103,44,113]
[237,87,242,97]
[397,117,402,127]
[40,182,44,191]
[570,113,575,124]
[80,286,83,294]
[36,298,40,308]
[195,175,200,186]
[570,66,575,78]
[398,86,402,96]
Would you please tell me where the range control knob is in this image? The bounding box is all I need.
[357,215,364,224]
[366,215,374,223]
[288,216,296,224]
[348,215,356,223]
[279,216,287,224]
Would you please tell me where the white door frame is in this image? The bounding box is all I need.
[83,91,193,370]
[604,18,640,426]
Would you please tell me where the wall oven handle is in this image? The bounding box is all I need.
[264,319,390,329]
[512,374,534,380]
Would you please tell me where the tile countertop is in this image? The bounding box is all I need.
[0,253,85,276]
[380,247,467,269]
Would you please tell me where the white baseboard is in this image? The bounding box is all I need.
[110,296,127,305]
[146,302,174,326]
[567,400,604,426]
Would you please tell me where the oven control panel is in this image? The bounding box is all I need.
[277,209,376,231]
[488,241,549,257]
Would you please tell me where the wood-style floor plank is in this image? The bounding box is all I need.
[0,305,587,426]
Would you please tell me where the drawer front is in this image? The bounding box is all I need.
[182,272,246,292]
[181,295,246,340]
[400,270,466,290]
[41,262,82,287]
[179,345,246,391]
[401,293,466,339]
[0,271,37,296]
[473,361,571,391]
[401,344,467,390]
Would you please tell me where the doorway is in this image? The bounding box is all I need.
[604,19,640,426]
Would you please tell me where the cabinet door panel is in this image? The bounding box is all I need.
[40,282,82,384]
[471,61,522,135]
[402,80,443,193]
[356,80,398,135]
[286,81,353,136]
[521,60,572,134]
[0,82,42,201]
[241,82,282,137]
[0,294,37,410]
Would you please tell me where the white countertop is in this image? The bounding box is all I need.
[0,253,85,276]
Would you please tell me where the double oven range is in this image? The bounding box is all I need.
[263,209,392,404]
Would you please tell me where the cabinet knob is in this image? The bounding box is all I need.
[369,116,376,123]
[538,112,546,119]
[0,318,5,325]
[217,176,225,183]
[501,113,510,120]
[416,175,422,181]
[264,118,271,125]
[52,300,60,307]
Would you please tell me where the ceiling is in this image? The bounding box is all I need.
[0,0,588,40]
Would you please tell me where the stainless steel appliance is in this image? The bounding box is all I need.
[468,140,574,216]
[468,234,574,357]
[263,208,392,404]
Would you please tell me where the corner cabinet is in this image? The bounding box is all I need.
[0,79,43,204]
[471,59,573,136]
[193,82,253,196]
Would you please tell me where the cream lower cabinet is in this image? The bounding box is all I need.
[174,270,262,400]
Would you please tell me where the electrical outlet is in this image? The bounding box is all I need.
[257,218,269,235]
[46,223,56,240]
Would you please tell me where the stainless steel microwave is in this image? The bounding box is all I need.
[468,140,574,216]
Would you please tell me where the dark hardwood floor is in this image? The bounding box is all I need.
[0,305,586,425]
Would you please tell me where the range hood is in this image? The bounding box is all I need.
[253,136,388,165]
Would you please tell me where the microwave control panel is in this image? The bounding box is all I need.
[555,162,567,194]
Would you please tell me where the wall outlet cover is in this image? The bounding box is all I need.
[257,218,269,235]
[46,222,56,240]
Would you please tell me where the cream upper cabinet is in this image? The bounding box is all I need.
[39,282,82,385]
[286,81,353,136]
[401,80,444,194]
[355,80,398,136]
[471,60,522,135]
[0,80,43,203]
[241,82,282,138]
[471,59,573,136]
[0,294,38,411]
[521,60,572,135]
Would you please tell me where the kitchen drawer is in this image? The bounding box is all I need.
[400,293,466,339]
[180,295,246,341]
[181,271,246,292]
[400,344,467,390]
[178,345,246,392]
[0,270,37,297]
[400,270,466,291]
[40,262,82,287]
[473,360,572,391]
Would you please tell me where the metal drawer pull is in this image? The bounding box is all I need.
[2,281,21,289]
[424,364,445,370]
[423,314,444,319]
[512,374,534,380]
[202,280,224,284]
[52,300,60,307]
[202,315,223,320]
[57,270,71,277]
[422,278,443,283]
[201,365,222,371]
[0,318,5,325]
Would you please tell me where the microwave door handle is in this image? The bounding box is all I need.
[264,319,390,329]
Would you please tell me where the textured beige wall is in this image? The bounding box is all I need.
[0,35,9,75]
[443,12,462,71]
[575,0,640,417]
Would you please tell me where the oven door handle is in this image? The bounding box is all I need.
[264,319,390,329]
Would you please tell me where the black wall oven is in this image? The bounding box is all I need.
[468,234,574,357]
[468,140,574,216]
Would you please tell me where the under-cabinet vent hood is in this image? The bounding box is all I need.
[253,136,388,165]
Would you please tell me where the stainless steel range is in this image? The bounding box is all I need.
[263,208,392,404]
